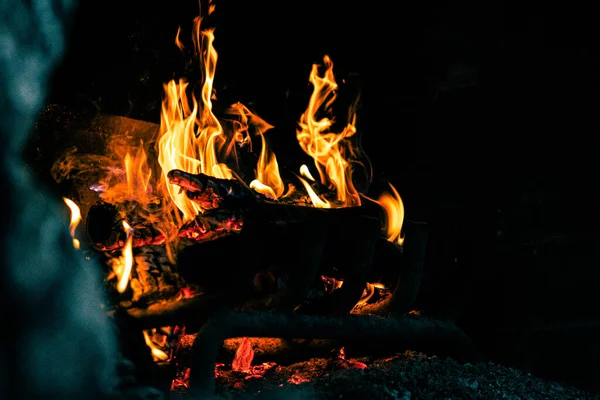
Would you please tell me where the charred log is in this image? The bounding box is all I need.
[168,169,257,211]
[295,214,381,315]
[355,220,428,316]
[188,311,479,398]
[88,201,244,251]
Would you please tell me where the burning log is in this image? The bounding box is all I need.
[167,169,256,211]
[355,220,429,316]
[187,311,480,398]
[295,213,381,315]
[87,201,243,251]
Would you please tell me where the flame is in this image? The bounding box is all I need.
[296,55,361,208]
[299,164,316,182]
[158,17,236,221]
[322,277,388,307]
[143,330,169,361]
[109,221,134,293]
[355,282,386,306]
[249,132,284,200]
[175,26,184,52]
[297,173,330,208]
[62,197,81,249]
[375,183,405,246]
[94,143,154,207]
[227,103,285,200]
[124,147,153,200]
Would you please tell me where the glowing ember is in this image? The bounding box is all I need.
[321,275,344,293]
[62,197,81,249]
[231,336,254,372]
[288,374,311,385]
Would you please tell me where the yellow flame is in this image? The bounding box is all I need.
[143,330,169,361]
[299,164,316,182]
[158,16,235,221]
[375,183,405,246]
[110,221,134,293]
[297,174,330,208]
[296,55,361,208]
[62,197,81,249]
[223,103,285,200]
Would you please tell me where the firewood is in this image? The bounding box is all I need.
[167,169,257,211]
[88,201,244,251]
[187,310,480,397]
[355,220,428,316]
[295,214,381,315]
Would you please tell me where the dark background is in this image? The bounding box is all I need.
[46,0,600,391]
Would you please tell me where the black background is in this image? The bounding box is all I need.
[47,0,600,391]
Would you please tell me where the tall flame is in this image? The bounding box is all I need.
[63,197,81,249]
[376,183,405,246]
[158,17,235,221]
[296,55,361,208]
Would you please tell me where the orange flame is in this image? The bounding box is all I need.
[63,197,82,249]
[158,17,236,221]
[109,221,134,293]
[356,282,386,306]
[375,183,405,246]
[143,330,169,361]
[227,103,285,201]
[297,173,330,208]
[296,55,361,208]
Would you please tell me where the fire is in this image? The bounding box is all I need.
[298,175,330,208]
[91,142,154,207]
[158,17,237,222]
[124,147,153,201]
[62,197,81,249]
[249,128,285,200]
[143,330,169,361]
[296,55,362,208]
[229,103,286,201]
[108,221,134,293]
[375,183,405,246]
[355,282,387,306]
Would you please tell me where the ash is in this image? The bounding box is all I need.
[213,352,599,399]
